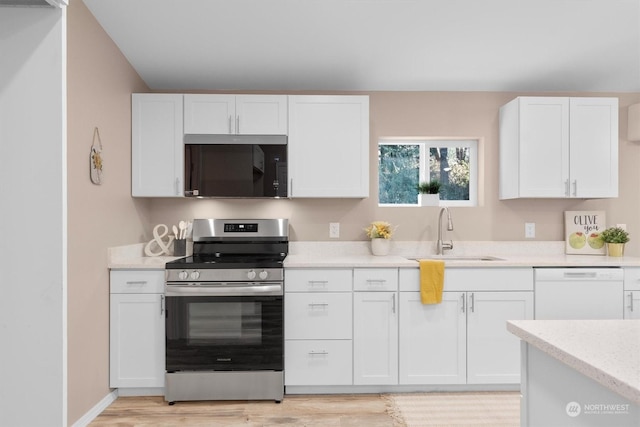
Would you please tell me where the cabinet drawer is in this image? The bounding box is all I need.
[399,267,533,292]
[285,340,352,386]
[110,270,165,294]
[624,268,640,290]
[285,293,352,339]
[353,268,398,291]
[285,269,352,292]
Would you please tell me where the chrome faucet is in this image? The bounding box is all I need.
[437,207,454,255]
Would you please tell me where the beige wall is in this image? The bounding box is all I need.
[67,1,150,424]
[147,92,640,254]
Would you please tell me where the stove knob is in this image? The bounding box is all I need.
[259,270,268,280]
[178,270,189,280]
[190,270,200,280]
[247,270,257,280]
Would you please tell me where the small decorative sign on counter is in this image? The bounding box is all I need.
[564,211,606,255]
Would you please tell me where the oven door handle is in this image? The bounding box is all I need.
[165,282,283,297]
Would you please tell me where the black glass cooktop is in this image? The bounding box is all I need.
[165,254,285,270]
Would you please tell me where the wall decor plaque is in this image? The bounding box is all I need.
[564,210,606,255]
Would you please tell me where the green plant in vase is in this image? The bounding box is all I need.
[600,227,630,257]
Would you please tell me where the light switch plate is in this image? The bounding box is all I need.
[329,222,340,238]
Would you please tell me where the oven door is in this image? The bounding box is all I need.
[165,284,283,372]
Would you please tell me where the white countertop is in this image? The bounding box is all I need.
[108,240,640,269]
[283,253,640,268]
[507,319,640,405]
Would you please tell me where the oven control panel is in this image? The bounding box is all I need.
[166,268,283,283]
[224,223,258,233]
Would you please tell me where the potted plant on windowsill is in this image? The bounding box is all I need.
[600,227,630,257]
[418,179,440,206]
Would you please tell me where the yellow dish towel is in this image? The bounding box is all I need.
[419,259,445,304]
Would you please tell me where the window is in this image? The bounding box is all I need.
[378,138,478,207]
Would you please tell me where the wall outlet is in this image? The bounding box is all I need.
[525,222,535,239]
[329,222,340,238]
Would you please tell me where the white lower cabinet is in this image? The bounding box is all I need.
[353,291,398,385]
[284,266,534,390]
[625,291,640,319]
[109,270,165,389]
[284,269,353,386]
[466,291,534,384]
[624,268,640,319]
[398,267,534,386]
[399,292,466,384]
[353,268,399,385]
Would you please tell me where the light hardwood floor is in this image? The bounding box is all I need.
[90,394,399,427]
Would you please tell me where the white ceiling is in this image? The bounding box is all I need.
[83,0,640,92]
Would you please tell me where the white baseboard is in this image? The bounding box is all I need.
[71,389,118,427]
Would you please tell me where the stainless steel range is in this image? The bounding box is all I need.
[164,218,288,404]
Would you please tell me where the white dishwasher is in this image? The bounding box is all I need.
[534,268,624,319]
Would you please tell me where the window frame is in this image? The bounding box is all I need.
[378,137,479,207]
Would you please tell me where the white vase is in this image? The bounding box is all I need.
[371,238,391,256]
[419,193,440,206]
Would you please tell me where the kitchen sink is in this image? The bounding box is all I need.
[407,255,504,261]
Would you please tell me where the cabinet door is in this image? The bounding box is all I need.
[288,95,369,197]
[131,94,184,197]
[467,291,533,384]
[236,95,287,135]
[399,292,466,385]
[624,291,640,319]
[353,291,398,385]
[110,293,165,388]
[569,97,618,198]
[184,94,236,134]
[519,97,570,197]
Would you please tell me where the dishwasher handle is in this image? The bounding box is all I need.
[562,271,598,279]
[535,268,624,281]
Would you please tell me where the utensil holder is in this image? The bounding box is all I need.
[174,239,187,256]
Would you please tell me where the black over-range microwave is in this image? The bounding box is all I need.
[184,135,287,198]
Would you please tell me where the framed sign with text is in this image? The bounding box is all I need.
[564,211,606,255]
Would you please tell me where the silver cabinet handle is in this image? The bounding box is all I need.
[160,295,165,315]
[308,350,328,356]
[228,115,232,134]
[573,180,578,197]
[629,292,635,312]
[461,293,466,313]
[236,116,240,134]
[565,180,570,196]
[175,177,180,196]
[366,279,387,285]
[308,303,329,308]
[125,281,147,285]
[469,293,475,313]
[308,280,329,287]
[392,294,396,314]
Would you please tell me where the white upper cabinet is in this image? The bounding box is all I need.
[288,95,369,198]
[499,96,618,199]
[131,93,184,197]
[184,94,287,135]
